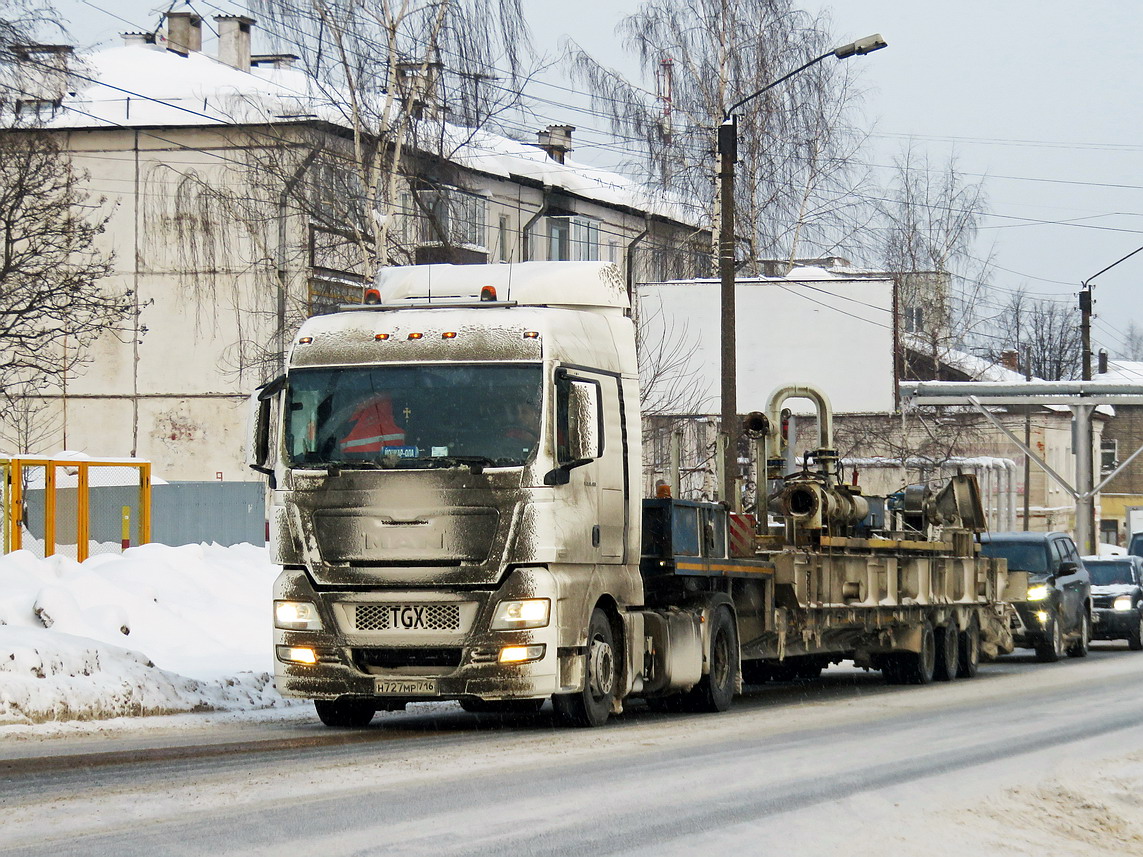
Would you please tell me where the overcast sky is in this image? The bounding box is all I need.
[52,1,1143,359]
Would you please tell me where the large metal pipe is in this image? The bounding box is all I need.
[764,384,834,450]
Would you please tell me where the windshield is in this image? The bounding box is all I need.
[1088,562,1137,586]
[979,540,1049,573]
[285,364,543,468]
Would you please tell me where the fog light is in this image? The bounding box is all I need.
[1035,611,1049,624]
[498,645,545,664]
[277,645,317,665]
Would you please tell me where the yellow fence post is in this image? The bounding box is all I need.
[76,462,90,563]
[121,506,131,550]
[44,464,56,557]
[10,458,22,552]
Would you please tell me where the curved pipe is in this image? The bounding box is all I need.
[764,384,834,450]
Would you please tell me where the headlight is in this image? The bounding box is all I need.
[275,600,323,631]
[1115,595,1135,611]
[491,598,551,630]
[1026,584,1051,602]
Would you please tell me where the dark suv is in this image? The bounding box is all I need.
[979,532,1091,662]
[1085,556,1143,650]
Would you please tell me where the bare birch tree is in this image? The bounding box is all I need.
[250,0,532,284]
[983,289,1081,381]
[879,146,992,378]
[567,0,871,270]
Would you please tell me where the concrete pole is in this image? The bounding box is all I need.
[718,118,738,509]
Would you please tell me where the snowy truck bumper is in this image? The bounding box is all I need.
[273,566,561,702]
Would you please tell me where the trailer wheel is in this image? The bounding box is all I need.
[893,621,936,685]
[679,606,738,713]
[553,608,617,727]
[934,622,959,681]
[314,697,375,728]
[956,615,981,678]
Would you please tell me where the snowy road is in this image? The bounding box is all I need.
[4,645,1143,856]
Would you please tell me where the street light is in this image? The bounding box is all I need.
[717,33,887,509]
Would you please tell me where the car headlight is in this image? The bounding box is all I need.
[275,600,323,631]
[1115,595,1135,611]
[1026,584,1051,602]
[491,598,551,630]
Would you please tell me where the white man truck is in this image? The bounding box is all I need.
[248,261,1021,727]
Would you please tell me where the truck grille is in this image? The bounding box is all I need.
[354,603,461,631]
[353,648,463,669]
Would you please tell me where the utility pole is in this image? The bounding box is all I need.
[717,117,737,507]
[716,34,887,509]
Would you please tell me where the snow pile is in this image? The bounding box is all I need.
[0,543,292,725]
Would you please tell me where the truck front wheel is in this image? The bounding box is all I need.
[553,608,617,727]
[314,697,375,728]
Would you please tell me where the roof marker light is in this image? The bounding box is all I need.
[408,332,424,340]
[364,288,381,304]
[480,286,497,301]
[298,336,313,345]
[442,331,457,340]
[374,333,390,341]
[523,331,540,339]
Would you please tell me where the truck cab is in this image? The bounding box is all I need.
[250,262,651,726]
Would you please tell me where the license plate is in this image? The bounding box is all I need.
[375,678,438,696]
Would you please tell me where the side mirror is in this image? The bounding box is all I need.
[1058,560,1078,576]
[247,374,284,475]
[564,379,602,463]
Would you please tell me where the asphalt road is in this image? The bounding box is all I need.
[3,643,1142,856]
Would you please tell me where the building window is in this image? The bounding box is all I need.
[903,304,923,334]
[1101,438,1119,475]
[415,186,487,249]
[548,216,599,261]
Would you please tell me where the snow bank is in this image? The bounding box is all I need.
[0,543,294,725]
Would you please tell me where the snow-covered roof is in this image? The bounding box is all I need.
[1099,360,1143,383]
[44,43,698,225]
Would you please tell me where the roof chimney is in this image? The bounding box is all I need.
[215,15,255,70]
[395,60,442,119]
[121,32,157,47]
[165,11,202,56]
[9,44,74,104]
[537,124,574,163]
[251,53,298,70]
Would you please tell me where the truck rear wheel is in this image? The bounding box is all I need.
[314,697,375,728]
[956,615,981,678]
[553,608,617,728]
[934,622,959,681]
[679,606,738,713]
